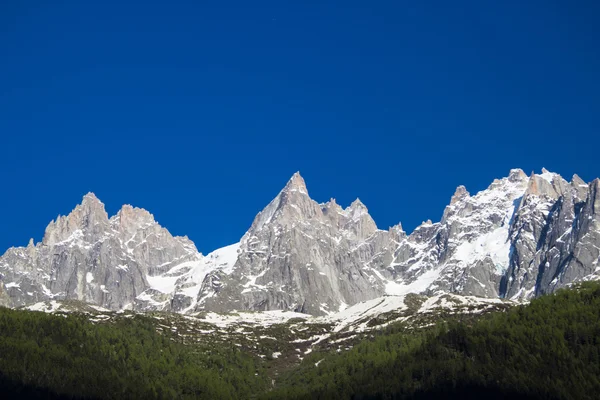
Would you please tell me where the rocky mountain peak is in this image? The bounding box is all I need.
[282,172,308,195]
[450,185,470,205]
[523,169,571,200]
[508,168,528,182]
[572,174,586,186]
[348,198,367,211]
[389,223,406,242]
[345,198,372,222]
[570,174,589,200]
[322,198,344,215]
[82,191,101,205]
[112,204,156,235]
[79,192,109,217]
[342,198,378,240]
[42,193,110,246]
[246,172,321,233]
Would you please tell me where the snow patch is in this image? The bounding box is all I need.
[197,309,309,327]
[146,274,180,294]
[385,268,442,296]
[453,226,511,273]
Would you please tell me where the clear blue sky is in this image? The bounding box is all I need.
[1,1,598,254]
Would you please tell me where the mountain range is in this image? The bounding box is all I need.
[1,168,599,316]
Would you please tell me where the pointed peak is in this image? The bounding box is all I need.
[77,192,108,219]
[571,174,588,191]
[345,198,369,217]
[342,198,368,219]
[247,172,317,233]
[570,174,589,200]
[76,193,107,216]
[27,238,35,248]
[450,185,469,205]
[115,204,155,224]
[508,168,527,182]
[538,168,556,183]
[79,193,108,217]
[283,172,308,195]
[41,192,109,246]
[323,198,343,213]
[82,192,102,205]
[389,222,404,233]
[525,173,541,194]
[389,223,406,241]
[524,169,570,198]
[571,174,587,186]
[350,198,367,209]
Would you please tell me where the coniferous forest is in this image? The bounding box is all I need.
[1,282,600,399]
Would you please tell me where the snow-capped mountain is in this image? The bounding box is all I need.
[1,169,599,316]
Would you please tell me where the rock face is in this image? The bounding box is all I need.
[1,169,599,316]
[197,173,395,315]
[501,173,600,299]
[0,194,201,311]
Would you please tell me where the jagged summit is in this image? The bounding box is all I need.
[450,185,469,205]
[349,198,366,208]
[246,172,320,233]
[113,204,156,230]
[572,174,586,186]
[82,191,101,203]
[282,171,308,194]
[79,192,107,212]
[508,168,527,181]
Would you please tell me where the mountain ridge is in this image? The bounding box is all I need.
[1,168,599,316]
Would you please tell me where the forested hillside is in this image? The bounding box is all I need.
[1,282,600,399]
[266,282,600,400]
[0,310,266,399]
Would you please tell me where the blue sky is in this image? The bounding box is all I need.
[1,0,598,254]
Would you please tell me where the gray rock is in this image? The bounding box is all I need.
[0,193,200,311]
[198,173,390,315]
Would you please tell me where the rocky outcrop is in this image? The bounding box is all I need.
[198,173,394,315]
[0,194,200,310]
[502,175,600,299]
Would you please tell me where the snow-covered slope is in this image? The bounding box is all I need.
[21,291,513,357]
